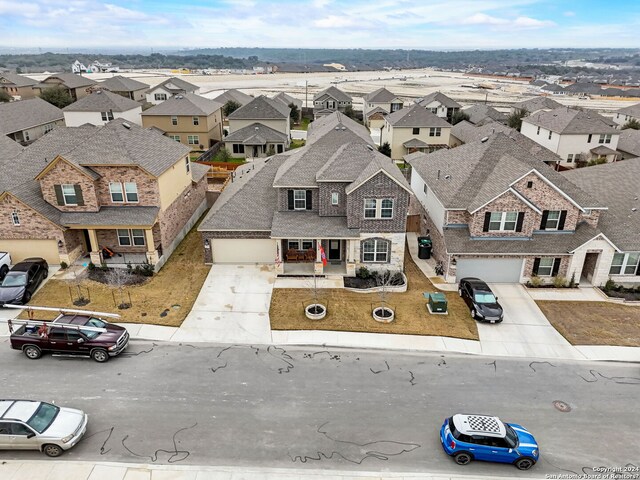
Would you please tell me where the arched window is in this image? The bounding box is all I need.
[361,238,390,263]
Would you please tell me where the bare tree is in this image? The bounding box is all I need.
[106,268,133,309]
[306,274,326,315]
[375,270,403,315]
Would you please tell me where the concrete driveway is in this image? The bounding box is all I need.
[477,284,586,360]
[171,264,275,344]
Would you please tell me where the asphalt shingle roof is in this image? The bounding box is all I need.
[151,77,198,93]
[271,211,360,238]
[616,102,640,118]
[224,122,288,144]
[0,72,37,87]
[313,86,352,103]
[385,104,450,128]
[60,206,159,227]
[363,87,398,103]
[141,93,222,116]
[273,92,302,109]
[228,95,290,120]
[63,90,141,113]
[618,129,640,156]
[512,96,562,112]
[416,91,461,109]
[523,107,618,135]
[41,73,96,89]
[0,97,63,135]
[99,75,149,92]
[213,89,253,107]
[463,104,507,125]
[0,135,23,159]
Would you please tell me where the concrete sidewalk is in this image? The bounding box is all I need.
[0,460,542,480]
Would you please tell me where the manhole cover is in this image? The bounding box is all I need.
[553,400,571,412]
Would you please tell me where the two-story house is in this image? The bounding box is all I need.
[0,72,37,100]
[380,104,451,160]
[313,86,352,119]
[0,119,208,269]
[0,97,64,145]
[145,78,199,105]
[224,95,290,159]
[521,107,620,167]
[463,104,507,125]
[405,132,631,286]
[511,96,562,115]
[415,91,460,123]
[362,88,404,128]
[32,73,96,102]
[613,103,640,128]
[141,93,223,151]
[617,129,640,160]
[63,90,142,127]
[199,112,413,276]
[273,92,302,122]
[99,75,149,102]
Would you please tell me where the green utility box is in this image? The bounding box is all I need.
[428,292,448,314]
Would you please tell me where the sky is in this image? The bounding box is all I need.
[0,0,639,51]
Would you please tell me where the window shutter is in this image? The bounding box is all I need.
[516,212,525,232]
[54,185,64,206]
[74,185,84,206]
[552,258,561,276]
[532,258,541,275]
[540,210,549,229]
[482,212,491,232]
[558,210,567,230]
[305,190,312,210]
[287,190,294,210]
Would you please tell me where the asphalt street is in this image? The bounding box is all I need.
[0,339,638,477]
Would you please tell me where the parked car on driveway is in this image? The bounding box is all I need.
[0,251,10,281]
[458,277,504,323]
[440,413,539,470]
[0,258,48,305]
[0,399,88,457]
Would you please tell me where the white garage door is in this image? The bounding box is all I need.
[0,240,60,265]
[211,239,276,264]
[456,258,523,283]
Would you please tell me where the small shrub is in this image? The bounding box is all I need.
[569,272,576,288]
[604,279,615,291]
[88,262,95,271]
[60,261,68,270]
[553,276,567,288]
[99,263,109,271]
[356,266,371,279]
[133,262,154,277]
[529,275,543,287]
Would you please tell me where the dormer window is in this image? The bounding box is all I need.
[331,192,339,205]
[294,190,306,210]
[61,184,78,205]
[110,182,124,202]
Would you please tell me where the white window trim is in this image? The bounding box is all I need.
[544,210,561,230]
[11,210,20,226]
[117,229,146,247]
[185,157,190,173]
[488,211,517,231]
[331,192,339,205]
[362,239,389,263]
[187,135,200,145]
[609,252,639,275]
[170,135,181,142]
[109,182,124,203]
[363,198,394,219]
[287,239,314,251]
[61,184,77,206]
[101,111,114,122]
[537,257,555,276]
[171,116,178,126]
[124,182,139,203]
[154,93,167,101]
[293,190,306,210]
[429,127,441,137]
[192,116,199,126]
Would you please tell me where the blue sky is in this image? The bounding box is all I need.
[0,0,638,50]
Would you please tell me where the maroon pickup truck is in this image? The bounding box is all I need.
[9,314,129,362]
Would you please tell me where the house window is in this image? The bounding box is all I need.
[536,126,540,135]
[381,199,394,218]
[117,229,131,246]
[362,239,389,263]
[598,134,612,144]
[154,93,167,101]
[526,181,533,188]
[364,199,377,218]
[277,144,284,153]
[11,210,20,226]
[488,212,517,231]
[609,252,640,275]
[132,229,145,246]
[61,184,77,205]
[185,157,190,173]
[125,182,138,203]
[536,257,555,276]
[364,199,393,219]
[548,130,552,140]
[293,190,306,210]
[288,239,313,250]
[193,116,199,126]
[24,131,30,142]
[44,123,54,134]
[188,135,199,145]
[412,127,420,135]
[109,182,124,202]
[169,135,181,142]
[544,210,561,230]
[101,111,114,122]
[429,127,441,137]
[391,103,402,112]
[117,229,146,247]
[430,108,438,114]
[232,144,245,154]
[567,154,574,162]
[331,192,339,205]
[171,116,178,126]
[587,134,592,143]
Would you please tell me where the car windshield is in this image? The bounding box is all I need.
[474,292,497,304]
[81,317,107,339]
[26,403,60,434]
[1,273,27,287]
[505,424,518,448]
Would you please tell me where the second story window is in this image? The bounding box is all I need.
[543,210,560,230]
[536,126,540,135]
[548,130,552,140]
[430,107,438,114]
[101,111,114,122]
[185,157,191,173]
[412,127,420,135]
[488,212,517,231]
[125,182,138,202]
[429,127,441,137]
[364,199,394,219]
[598,134,612,144]
[171,116,178,126]
[11,210,20,226]
[155,93,167,101]
[587,134,592,143]
[331,192,339,205]
[61,184,77,205]
[294,190,306,210]
[44,123,54,134]
[192,116,199,126]
[109,182,124,202]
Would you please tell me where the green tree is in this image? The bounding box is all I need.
[39,85,73,109]
[223,100,241,118]
[215,148,231,162]
[378,142,391,157]
[288,102,300,126]
[0,89,11,103]
[343,105,357,119]
[622,118,640,130]
[507,108,528,131]
[450,110,470,125]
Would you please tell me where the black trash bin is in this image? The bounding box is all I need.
[418,236,432,259]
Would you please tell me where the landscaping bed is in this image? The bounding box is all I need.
[343,270,405,290]
[599,282,640,301]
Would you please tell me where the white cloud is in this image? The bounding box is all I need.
[312,0,332,7]
[461,13,509,25]
[564,11,576,17]
[513,16,555,28]
[313,15,355,28]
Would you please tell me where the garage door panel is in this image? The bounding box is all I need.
[456,258,523,283]
[211,239,275,264]
[0,240,59,265]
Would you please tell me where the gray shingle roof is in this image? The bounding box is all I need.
[271,211,360,238]
[562,158,640,251]
[616,102,640,118]
[0,97,63,135]
[41,73,96,89]
[363,87,398,103]
[60,206,159,227]
[590,145,617,155]
[386,104,450,127]
[313,86,352,103]
[512,96,562,112]
[365,106,388,119]
[63,90,140,113]
[416,91,460,109]
[307,112,373,146]
[228,95,290,120]
[0,135,23,159]
[463,104,507,125]
[224,122,288,144]
[0,72,37,87]
[151,77,198,93]
[618,129,640,156]
[406,133,601,211]
[141,93,222,116]
[523,107,618,135]
[403,138,429,148]
[273,92,302,109]
[213,89,253,107]
[99,75,149,92]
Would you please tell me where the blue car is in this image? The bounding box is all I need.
[440,414,539,470]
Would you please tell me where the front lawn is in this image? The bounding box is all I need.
[24,217,211,327]
[536,301,640,347]
[269,254,479,340]
[289,139,306,149]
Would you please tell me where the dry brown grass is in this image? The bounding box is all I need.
[270,255,479,340]
[537,301,640,347]
[24,219,210,327]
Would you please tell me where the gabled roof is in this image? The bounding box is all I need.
[0,72,37,87]
[364,87,399,103]
[313,85,352,103]
[416,91,460,109]
[99,75,149,92]
[406,133,601,212]
[513,96,562,112]
[563,158,640,251]
[273,92,302,108]
[141,93,222,116]
[0,135,23,159]
[0,97,63,135]
[307,111,373,146]
[365,106,388,119]
[523,107,618,135]
[344,156,412,195]
[403,138,429,148]
[150,77,198,93]
[563,82,602,94]
[41,73,96,89]
[224,122,288,144]
[618,129,640,156]
[63,90,141,113]
[616,102,640,118]
[463,104,507,125]
[590,145,617,155]
[385,104,450,128]
[228,95,290,120]
[213,89,253,107]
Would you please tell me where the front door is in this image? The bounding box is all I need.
[328,240,341,261]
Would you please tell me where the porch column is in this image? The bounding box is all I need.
[275,239,284,275]
[88,229,103,265]
[314,238,323,275]
[145,228,159,265]
[346,239,357,276]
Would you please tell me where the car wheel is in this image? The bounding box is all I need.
[91,348,109,363]
[23,291,32,303]
[43,444,63,457]
[0,265,8,280]
[454,452,473,465]
[23,345,42,360]
[515,457,535,470]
